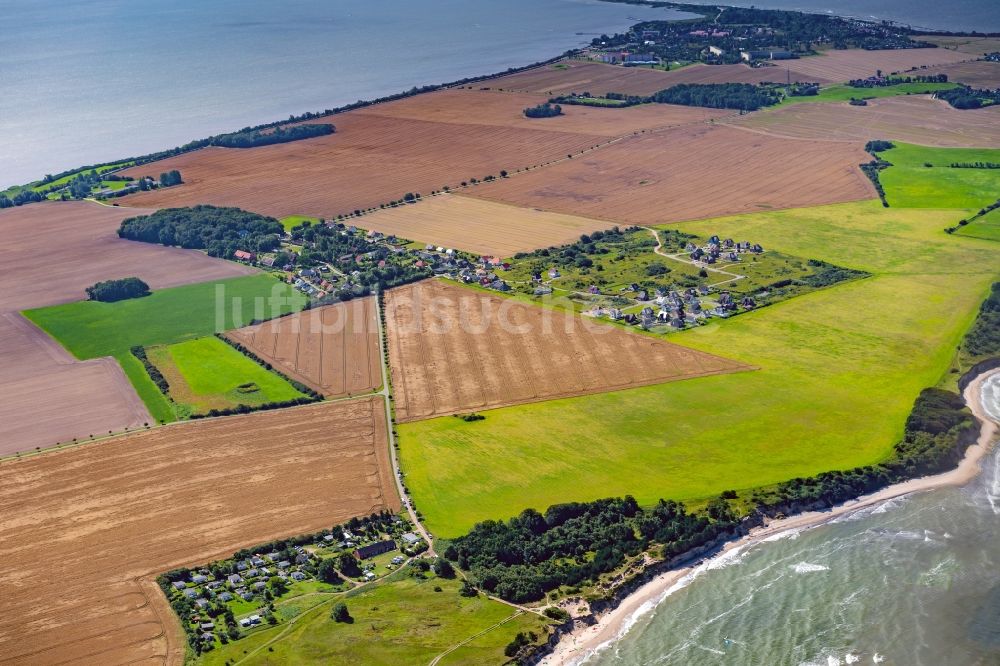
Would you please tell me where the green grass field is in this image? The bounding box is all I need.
[956,208,1000,242]
[280,215,320,232]
[24,274,307,422]
[780,82,957,106]
[398,201,999,537]
[195,573,548,666]
[147,336,306,416]
[878,143,1000,209]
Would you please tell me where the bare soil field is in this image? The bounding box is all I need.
[466,124,874,227]
[730,95,1000,148]
[225,298,381,397]
[489,50,971,95]
[0,201,255,457]
[0,312,151,457]
[490,60,702,95]
[116,114,609,219]
[357,194,613,256]
[352,87,733,136]
[924,35,1000,55]
[0,397,395,666]
[385,280,750,422]
[920,60,1000,89]
[777,47,971,83]
[0,201,255,311]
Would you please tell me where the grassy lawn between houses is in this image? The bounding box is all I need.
[879,143,1000,209]
[194,573,549,666]
[398,201,999,537]
[279,214,321,232]
[146,336,307,418]
[23,274,307,423]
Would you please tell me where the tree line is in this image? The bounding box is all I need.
[443,495,740,603]
[210,123,334,148]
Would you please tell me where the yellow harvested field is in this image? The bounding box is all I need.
[355,87,732,136]
[467,124,875,226]
[730,95,1000,148]
[358,194,613,256]
[385,280,751,422]
[0,397,395,666]
[225,298,382,398]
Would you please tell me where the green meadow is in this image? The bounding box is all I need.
[280,214,320,232]
[24,274,307,422]
[957,208,1000,242]
[878,143,1000,209]
[195,572,548,666]
[780,82,957,106]
[398,201,999,537]
[147,336,306,417]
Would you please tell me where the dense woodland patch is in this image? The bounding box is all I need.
[85,277,150,302]
[117,205,283,257]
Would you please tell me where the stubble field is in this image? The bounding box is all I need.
[467,124,874,226]
[730,95,1000,148]
[115,114,608,219]
[385,280,750,422]
[225,298,382,398]
[0,397,395,666]
[357,194,613,256]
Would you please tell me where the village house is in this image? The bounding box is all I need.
[233,250,255,263]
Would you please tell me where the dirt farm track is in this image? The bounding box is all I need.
[385,280,751,422]
[225,298,382,398]
[0,397,395,666]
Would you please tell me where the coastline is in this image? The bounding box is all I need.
[541,367,1000,666]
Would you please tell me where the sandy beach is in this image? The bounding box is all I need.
[542,368,1000,666]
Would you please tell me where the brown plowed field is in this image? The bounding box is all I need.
[773,47,970,82]
[225,298,381,397]
[385,280,751,422]
[925,36,1000,55]
[357,194,613,256]
[465,124,875,227]
[920,60,1000,89]
[489,49,971,95]
[0,313,151,457]
[729,95,1000,148]
[0,201,256,457]
[0,201,255,311]
[115,114,609,219]
[0,397,395,666]
[491,60,708,95]
[351,87,733,136]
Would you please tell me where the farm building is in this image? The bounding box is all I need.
[354,540,397,560]
[233,250,255,262]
